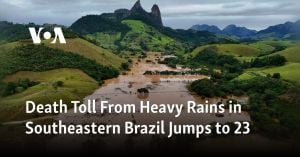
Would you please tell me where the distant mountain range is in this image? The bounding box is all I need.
[190,24,256,38]
[1,0,298,51]
[257,21,300,38]
[0,1,231,54]
[191,20,300,39]
[223,25,257,38]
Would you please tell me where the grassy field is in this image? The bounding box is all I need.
[192,44,260,56]
[216,44,261,56]
[255,40,297,48]
[237,63,300,85]
[0,39,121,122]
[44,38,125,69]
[0,38,125,70]
[0,68,99,122]
[86,20,185,53]
[236,42,300,84]
[121,20,181,52]
[86,32,122,51]
[249,42,275,53]
[190,44,260,61]
[0,41,21,50]
[123,20,174,45]
[190,40,297,62]
[0,42,21,79]
[270,46,300,63]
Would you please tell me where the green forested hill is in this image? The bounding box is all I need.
[0,39,123,122]
[0,69,99,122]
[70,14,231,54]
[70,15,130,35]
[270,46,300,63]
[44,38,125,69]
[0,21,29,44]
[85,20,186,53]
[0,21,78,45]
[190,40,297,61]
[0,44,119,82]
[0,38,125,70]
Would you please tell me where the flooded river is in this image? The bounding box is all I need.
[56,52,250,125]
[0,53,297,153]
[48,52,256,151]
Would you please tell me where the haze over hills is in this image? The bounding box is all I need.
[257,20,300,38]
[190,24,222,34]
[0,0,298,53]
[191,24,256,38]
[0,0,298,50]
[222,25,257,38]
[191,20,300,39]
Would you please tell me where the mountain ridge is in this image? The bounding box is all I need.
[126,0,163,28]
[70,0,164,35]
[190,24,222,34]
[257,20,300,38]
[223,24,257,38]
[191,20,300,39]
[70,1,231,54]
[191,24,257,38]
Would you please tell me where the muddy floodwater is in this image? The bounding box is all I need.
[47,52,297,153]
[56,52,250,125]
[48,53,256,150]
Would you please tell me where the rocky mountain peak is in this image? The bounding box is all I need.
[151,4,160,16]
[151,4,163,27]
[129,0,163,27]
[131,0,144,12]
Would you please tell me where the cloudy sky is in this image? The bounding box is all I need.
[0,0,299,30]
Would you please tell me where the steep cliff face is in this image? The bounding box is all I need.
[68,0,230,54]
[127,0,163,28]
[114,9,131,19]
[150,4,163,27]
[130,0,146,13]
[71,0,163,31]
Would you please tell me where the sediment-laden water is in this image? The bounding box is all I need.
[48,52,254,151]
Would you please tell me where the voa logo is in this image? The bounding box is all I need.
[29,27,66,44]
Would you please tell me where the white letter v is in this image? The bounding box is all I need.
[29,27,44,44]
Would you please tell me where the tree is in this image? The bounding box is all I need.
[250,55,286,68]
[190,79,216,97]
[121,62,130,70]
[52,81,64,90]
[272,73,281,79]
[3,45,119,84]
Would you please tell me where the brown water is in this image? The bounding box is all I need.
[56,52,250,124]
[47,53,298,153]
[48,52,257,151]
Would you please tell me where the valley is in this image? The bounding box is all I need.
[45,52,252,150]
[0,52,294,152]
[0,0,299,153]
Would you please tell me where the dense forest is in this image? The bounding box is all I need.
[0,44,119,84]
[190,72,300,137]
[160,46,288,73]
[0,21,78,44]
